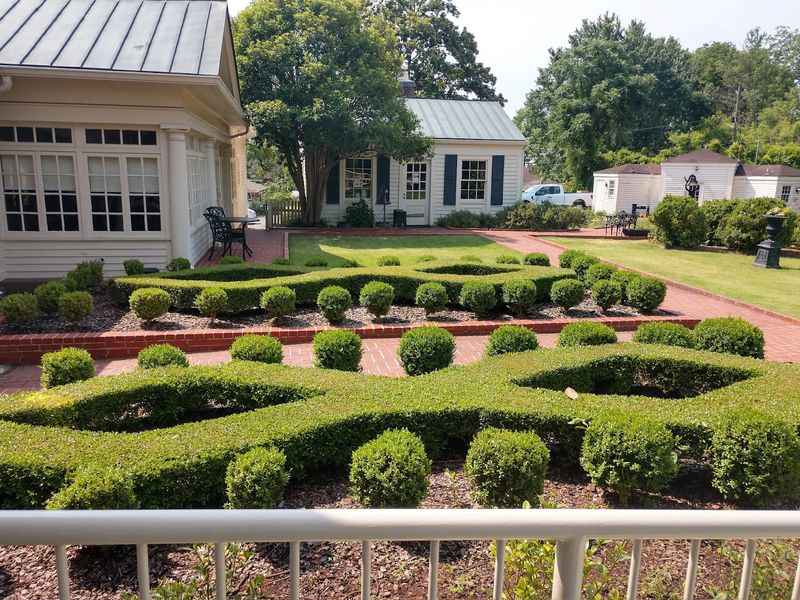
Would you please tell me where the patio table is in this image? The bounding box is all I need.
[219,216,260,258]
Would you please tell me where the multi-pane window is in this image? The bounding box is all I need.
[41,155,78,231]
[85,129,157,146]
[345,158,372,202]
[1,154,38,231]
[188,155,211,224]
[781,185,791,202]
[0,126,72,144]
[460,160,486,201]
[608,180,616,198]
[405,163,427,201]
[127,157,161,231]
[88,156,124,232]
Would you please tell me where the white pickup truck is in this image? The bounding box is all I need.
[521,184,592,208]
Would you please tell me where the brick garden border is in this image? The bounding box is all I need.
[0,314,698,364]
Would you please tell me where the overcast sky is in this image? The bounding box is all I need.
[227,0,799,116]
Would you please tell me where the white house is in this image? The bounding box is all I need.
[0,0,248,281]
[321,97,527,226]
[592,149,800,214]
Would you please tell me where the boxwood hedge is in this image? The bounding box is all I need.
[112,261,574,314]
[0,344,792,510]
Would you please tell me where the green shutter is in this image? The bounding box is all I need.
[444,154,457,206]
[491,155,505,206]
[326,162,340,205]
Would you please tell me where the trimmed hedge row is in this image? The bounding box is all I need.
[112,261,574,314]
[0,344,793,510]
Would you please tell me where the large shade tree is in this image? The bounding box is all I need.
[234,0,431,224]
[372,0,503,102]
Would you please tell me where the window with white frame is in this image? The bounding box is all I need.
[188,155,211,225]
[608,179,616,198]
[88,156,124,232]
[1,154,39,231]
[127,157,161,232]
[781,185,791,202]
[215,148,232,210]
[345,158,372,202]
[460,160,487,201]
[85,128,156,146]
[41,155,78,231]
[0,126,72,144]
[405,162,427,201]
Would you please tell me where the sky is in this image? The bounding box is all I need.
[227,0,799,116]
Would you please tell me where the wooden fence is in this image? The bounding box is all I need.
[268,198,304,228]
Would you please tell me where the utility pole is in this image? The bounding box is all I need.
[732,85,742,143]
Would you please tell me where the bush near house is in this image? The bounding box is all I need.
[260,286,296,319]
[501,279,538,316]
[58,291,93,324]
[123,259,145,276]
[129,288,171,322]
[225,447,289,509]
[0,344,790,509]
[652,196,707,249]
[458,281,497,316]
[718,198,797,253]
[317,285,353,323]
[40,347,95,389]
[0,293,40,325]
[34,281,66,314]
[485,325,539,356]
[415,282,449,315]
[166,257,191,272]
[64,260,104,292]
[359,281,395,318]
[194,287,228,322]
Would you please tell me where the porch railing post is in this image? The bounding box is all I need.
[551,537,586,600]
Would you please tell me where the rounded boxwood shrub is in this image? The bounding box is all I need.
[166,257,191,272]
[459,281,497,317]
[502,279,537,316]
[559,249,587,269]
[415,282,449,316]
[359,281,395,319]
[557,322,617,347]
[585,263,617,287]
[225,446,289,509]
[625,277,666,313]
[64,260,103,292]
[219,255,244,265]
[580,413,678,505]
[58,291,93,324]
[711,410,800,506]
[549,278,585,311]
[46,467,139,510]
[398,326,455,376]
[376,255,400,266]
[194,287,228,322]
[138,344,189,369]
[129,287,171,322]
[349,429,431,508]
[123,259,145,276]
[40,347,95,389]
[523,252,550,266]
[313,330,362,372]
[570,255,600,282]
[465,428,550,507]
[34,281,66,314]
[652,195,707,249]
[0,292,40,325]
[304,258,328,267]
[317,285,352,323]
[693,317,765,359]
[633,322,695,348]
[260,286,296,319]
[591,280,622,312]
[611,270,639,304]
[486,325,539,356]
[496,254,521,264]
[230,335,283,364]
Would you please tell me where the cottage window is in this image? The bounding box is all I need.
[127,157,161,232]
[460,160,487,200]
[88,156,124,232]
[0,126,72,144]
[1,154,38,231]
[188,155,211,225]
[86,129,157,146]
[405,163,427,201]
[608,180,616,198]
[345,158,372,202]
[41,155,78,232]
[781,185,791,202]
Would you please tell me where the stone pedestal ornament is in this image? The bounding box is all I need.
[753,214,786,269]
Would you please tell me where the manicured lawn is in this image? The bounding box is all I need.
[289,234,522,267]
[551,237,800,318]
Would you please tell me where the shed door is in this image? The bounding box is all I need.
[403,161,429,225]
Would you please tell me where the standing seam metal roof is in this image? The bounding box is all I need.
[405,98,526,142]
[0,0,227,76]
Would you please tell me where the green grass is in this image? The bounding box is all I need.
[551,237,800,318]
[289,234,523,267]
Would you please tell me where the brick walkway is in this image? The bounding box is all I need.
[196,222,286,267]
[480,230,800,362]
[0,332,634,394]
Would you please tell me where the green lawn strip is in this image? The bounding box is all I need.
[549,238,800,318]
[289,234,523,267]
[0,344,795,509]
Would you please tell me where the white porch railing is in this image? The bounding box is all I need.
[2,509,800,600]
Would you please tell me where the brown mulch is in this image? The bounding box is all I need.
[0,288,653,336]
[0,462,792,600]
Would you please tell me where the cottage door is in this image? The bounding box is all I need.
[403,161,430,225]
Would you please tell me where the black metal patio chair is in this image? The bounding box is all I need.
[204,209,246,260]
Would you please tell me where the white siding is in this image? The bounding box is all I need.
[591,175,618,213]
[618,175,661,212]
[661,164,737,200]
[1,240,171,279]
[732,176,778,199]
[0,242,5,281]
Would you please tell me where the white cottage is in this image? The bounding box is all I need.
[0,0,248,281]
[592,149,800,214]
[321,98,527,226]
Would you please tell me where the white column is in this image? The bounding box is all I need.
[204,139,219,208]
[165,128,191,260]
[230,130,248,217]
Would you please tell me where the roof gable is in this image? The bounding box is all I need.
[735,164,800,177]
[663,149,738,164]
[405,98,526,142]
[595,163,661,175]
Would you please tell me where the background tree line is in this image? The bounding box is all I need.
[514,14,800,190]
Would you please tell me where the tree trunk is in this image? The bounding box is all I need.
[303,150,330,225]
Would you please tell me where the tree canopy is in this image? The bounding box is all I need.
[234,0,431,224]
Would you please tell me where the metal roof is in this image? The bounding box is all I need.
[663,149,738,164]
[405,98,526,142]
[595,164,661,175]
[0,0,228,76]
[735,164,800,177]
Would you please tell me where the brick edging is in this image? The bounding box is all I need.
[531,236,800,326]
[0,315,698,365]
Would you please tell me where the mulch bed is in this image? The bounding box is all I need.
[0,288,647,335]
[0,462,792,600]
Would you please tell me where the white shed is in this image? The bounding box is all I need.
[591,164,661,214]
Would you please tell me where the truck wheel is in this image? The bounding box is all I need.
[572,200,586,208]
